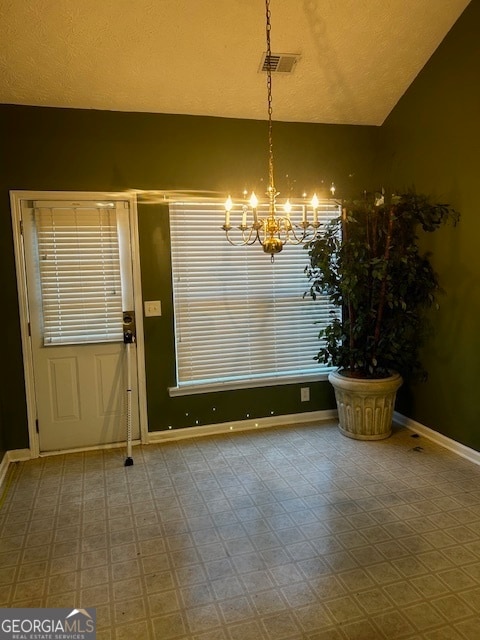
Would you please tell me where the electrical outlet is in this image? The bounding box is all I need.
[301,387,310,402]
[144,300,162,317]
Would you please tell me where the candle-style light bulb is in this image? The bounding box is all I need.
[284,199,292,215]
[330,183,336,195]
[249,192,259,225]
[224,195,232,227]
[311,193,319,225]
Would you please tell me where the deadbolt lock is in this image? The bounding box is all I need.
[123,310,136,344]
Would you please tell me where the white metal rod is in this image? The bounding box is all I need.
[126,341,133,461]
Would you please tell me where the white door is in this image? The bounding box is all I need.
[21,198,140,452]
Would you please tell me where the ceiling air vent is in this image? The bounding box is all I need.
[260,53,300,73]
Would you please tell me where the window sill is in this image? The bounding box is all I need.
[168,372,332,397]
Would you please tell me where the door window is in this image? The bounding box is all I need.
[33,202,124,345]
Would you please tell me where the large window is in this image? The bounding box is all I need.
[169,200,340,392]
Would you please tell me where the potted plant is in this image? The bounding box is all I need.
[305,191,458,440]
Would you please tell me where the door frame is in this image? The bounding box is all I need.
[10,190,149,457]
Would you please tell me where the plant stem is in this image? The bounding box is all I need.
[373,206,395,358]
[342,207,355,370]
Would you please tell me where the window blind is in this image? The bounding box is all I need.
[35,205,123,345]
[169,200,340,387]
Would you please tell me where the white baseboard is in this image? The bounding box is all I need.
[8,448,32,463]
[0,453,10,492]
[2,412,478,493]
[148,410,339,444]
[151,411,480,467]
[394,411,480,467]
[0,449,31,500]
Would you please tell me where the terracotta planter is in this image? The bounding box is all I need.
[328,370,403,440]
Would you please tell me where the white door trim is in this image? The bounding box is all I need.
[10,190,149,457]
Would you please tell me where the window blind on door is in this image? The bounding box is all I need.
[34,205,124,345]
[169,200,340,388]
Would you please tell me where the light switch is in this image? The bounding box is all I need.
[144,300,162,317]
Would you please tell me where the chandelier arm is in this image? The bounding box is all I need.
[224,227,260,247]
[286,227,310,244]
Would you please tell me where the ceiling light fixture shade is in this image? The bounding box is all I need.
[222,0,335,260]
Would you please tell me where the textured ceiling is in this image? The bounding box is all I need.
[0,0,471,125]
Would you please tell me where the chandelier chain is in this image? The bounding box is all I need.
[222,0,330,257]
[265,0,275,205]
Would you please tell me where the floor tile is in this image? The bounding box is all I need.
[1,423,480,639]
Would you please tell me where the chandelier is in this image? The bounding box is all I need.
[222,0,335,260]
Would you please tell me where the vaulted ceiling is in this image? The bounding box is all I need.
[0,0,471,126]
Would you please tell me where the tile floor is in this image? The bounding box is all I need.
[1,422,480,639]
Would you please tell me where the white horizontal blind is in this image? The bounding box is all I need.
[170,200,340,387]
[35,204,123,345]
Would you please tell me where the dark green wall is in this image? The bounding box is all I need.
[0,383,5,464]
[0,106,378,444]
[379,0,479,450]
[2,0,476,452]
